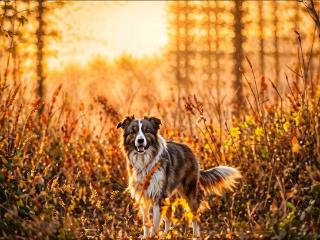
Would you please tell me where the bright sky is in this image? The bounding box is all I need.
[50,1,168,68]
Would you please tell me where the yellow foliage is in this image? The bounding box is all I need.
[229,127,241,138]
[245,115,255,126]
[255,127,263,137]
[283,121,291,132]
[293,112,302,126]
[168,130,174,138]
[204,143,210,150]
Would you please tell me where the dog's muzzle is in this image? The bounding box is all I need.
[136,138,146,154]
[136,145,145,153]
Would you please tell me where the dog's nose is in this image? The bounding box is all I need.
[137,138,144,144]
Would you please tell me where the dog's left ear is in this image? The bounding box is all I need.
[145,116,162,130]
[116,122,123,129]
[117,115,135,129]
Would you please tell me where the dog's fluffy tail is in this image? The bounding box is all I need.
[199,166,241,196]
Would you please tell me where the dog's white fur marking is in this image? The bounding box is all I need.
[200,166,241,196]
[135,119,147,149]
[128,125,167,202]
[128,126,168,238]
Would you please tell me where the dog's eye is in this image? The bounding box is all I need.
[130,129,136,134]
[126,128,136,135]
[145,128,151,133]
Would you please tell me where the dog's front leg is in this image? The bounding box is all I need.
[140,205,151,239]
[150,203,161,237]
[163,200,172,234]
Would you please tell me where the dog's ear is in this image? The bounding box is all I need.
[145,116,162,130]
[116,115,135,129]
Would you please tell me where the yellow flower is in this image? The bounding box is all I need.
[204,143,210,150]
[255,127,263,137]
[245,115,255,125]
[293,112,301,126]
[230,127,241,138]
[185,211,194,224]
[283,121,291,132]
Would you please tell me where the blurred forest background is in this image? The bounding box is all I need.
[0,0,320,239]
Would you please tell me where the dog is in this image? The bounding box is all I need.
[117,116,241,238]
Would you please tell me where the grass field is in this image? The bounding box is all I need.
[1,65,320,239]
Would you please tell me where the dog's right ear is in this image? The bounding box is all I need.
[116,115,135,129]
[144,116,162,130]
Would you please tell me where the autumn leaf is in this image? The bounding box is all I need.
[291,136,300,153]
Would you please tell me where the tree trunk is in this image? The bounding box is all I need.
[258,1,265,76]
[183,1,190,93]
[233,0,244,114]
[206,0,212,86]
[37,0,45,114]
[273,1,280,84]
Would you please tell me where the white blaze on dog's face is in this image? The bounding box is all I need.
[135,120,147,154]
[117,116,162,155]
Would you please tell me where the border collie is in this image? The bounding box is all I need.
[117,116,241,238]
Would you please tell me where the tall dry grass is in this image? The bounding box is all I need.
[1,41,319,239]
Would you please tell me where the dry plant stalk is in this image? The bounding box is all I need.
[135,161,162,206]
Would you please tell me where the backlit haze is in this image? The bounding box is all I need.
[49,1,168,69]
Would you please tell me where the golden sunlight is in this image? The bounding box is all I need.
[1,0,320,239]
[50,1,167,68]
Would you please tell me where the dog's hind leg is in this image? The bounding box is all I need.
[162,200,172,234]
[191,218,200,239]
[140,204,151,238]
[163,216,171,234]
[188,195,200,238]
[180,179,201,238]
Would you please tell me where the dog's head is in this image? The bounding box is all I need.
[117,115,161,154]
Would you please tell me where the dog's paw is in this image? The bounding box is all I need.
[139,234,148,240]
[149,228,160,239]
[149,228,155,238]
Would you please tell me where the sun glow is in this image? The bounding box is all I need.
[50,1,168,68]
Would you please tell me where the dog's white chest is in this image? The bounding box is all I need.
[129,153,165,200]
[145,168,165,199]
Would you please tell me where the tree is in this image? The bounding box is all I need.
[167,1,197,130]
[34,0,65,114]
[36,0,45,114]
[233,0,245,112]
[272,1,280,84]
[258,0,265,76]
